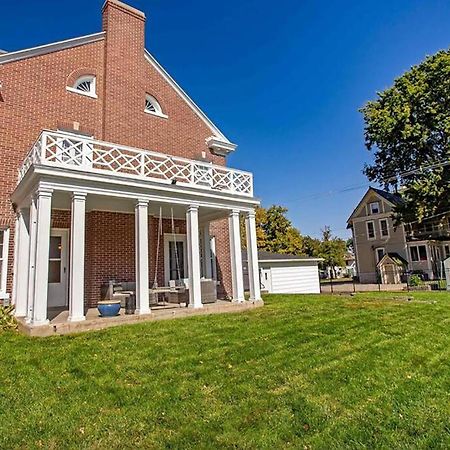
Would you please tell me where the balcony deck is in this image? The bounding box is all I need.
[18,130,253,198]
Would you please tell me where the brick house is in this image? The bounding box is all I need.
[0,0,262,326]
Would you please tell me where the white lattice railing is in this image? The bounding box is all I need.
[18,130,253,197]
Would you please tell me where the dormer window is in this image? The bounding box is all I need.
[144,94,167,118]
[66,75,97,98]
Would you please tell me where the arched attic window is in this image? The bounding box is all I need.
[66,75,97,98]
[144,94,168,118]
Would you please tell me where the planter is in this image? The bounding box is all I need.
[97,300,121,317]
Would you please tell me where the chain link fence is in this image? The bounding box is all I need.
[320,268,450,294]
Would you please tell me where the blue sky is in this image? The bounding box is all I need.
[2,0,450,238]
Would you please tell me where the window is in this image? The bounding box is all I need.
[410,245,427,262]
[144,94,167,118]
[380,219,389,238]
[366,221,375,240]
[376,247,385,263]
[0,228,10,298]
[66,75,97,98]
[169,241,184,281]
[369,202,380,215]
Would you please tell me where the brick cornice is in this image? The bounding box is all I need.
[102,0,146,21]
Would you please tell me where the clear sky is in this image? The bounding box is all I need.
[1,1,450,238]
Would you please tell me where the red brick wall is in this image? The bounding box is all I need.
[0,0,232,303]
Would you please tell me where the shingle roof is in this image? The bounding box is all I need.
[242,250,321,262]
[371,187,403,206]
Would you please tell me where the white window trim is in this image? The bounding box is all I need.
[144,109,168,119]
[369,201,380,215]
[163,233,188,285]
[145,94,168,119]
[409,244,428,262]
[379,218,390,238]
[366,220,376,240]
[66,75,97,99]
[375,247,385,264]
[0,228,10,299]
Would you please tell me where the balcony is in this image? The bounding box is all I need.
[18,130,254,197]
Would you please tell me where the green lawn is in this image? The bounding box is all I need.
[1,292,449,449]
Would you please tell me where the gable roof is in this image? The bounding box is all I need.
[377,252,408,267]
[144,50,233,144]
[0,32,105,65]
[371,188,403,206]
[0,34,234,147]
[347,187,403,225]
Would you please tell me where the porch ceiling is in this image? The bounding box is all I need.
[52,191,230,222]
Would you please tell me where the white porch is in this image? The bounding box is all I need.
[12,131,262,328]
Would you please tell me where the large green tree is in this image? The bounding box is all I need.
[360,49,450,224]
[317,226,347,277]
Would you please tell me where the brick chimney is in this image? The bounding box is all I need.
[102,0,146,146]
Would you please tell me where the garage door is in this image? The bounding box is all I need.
[270,264,320,294]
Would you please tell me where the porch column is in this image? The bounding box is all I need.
[68,192,87,322]
[135,199,150,315]
[26,197,38,322]
[186,205,203,308]
[202,223,213,279]
[30,188,53,325]
[245,210,262,302]
[13,208,30,317]
[229,210,245,302]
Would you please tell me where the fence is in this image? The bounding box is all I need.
[320,268,450,294]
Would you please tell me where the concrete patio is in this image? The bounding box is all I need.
[17,300,264,337]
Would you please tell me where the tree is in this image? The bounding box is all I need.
[318,226,347,278]
[240,205,304,254]
[360,49,450,224]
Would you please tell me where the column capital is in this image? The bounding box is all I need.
[71,191,87,201]
[187,204,199,213]
[229,209,240,217]
[245,209,256,219]
[135,198,149,208]
[35,187,53,199]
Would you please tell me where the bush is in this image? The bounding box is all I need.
[0,305,18,331]
[409,274,423,287]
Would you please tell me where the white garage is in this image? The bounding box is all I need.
[243,250,322,294]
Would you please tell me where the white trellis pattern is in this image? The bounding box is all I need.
[18,131,254,197]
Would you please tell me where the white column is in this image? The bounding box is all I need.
[202,223,213,279]
[13,209,30,317]
[68,192,87,322]
[31,188,53,325]
[229,210,245,302]
[186,205,203,308]
[245,210,262,302]
[135,199,150,314]
[26,197,37,323]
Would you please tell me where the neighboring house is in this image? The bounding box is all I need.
[243,250,322,294]
[0,0,262,326]
[347,187,450,283]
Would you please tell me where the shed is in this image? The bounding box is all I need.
[243,250,322,294]
[377,253,408,284]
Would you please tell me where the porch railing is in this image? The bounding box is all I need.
[18,130,254,197]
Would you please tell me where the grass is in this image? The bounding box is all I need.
[1,292,449,449]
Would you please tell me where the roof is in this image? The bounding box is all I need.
[347,187,403,225]
[371,188,403,206]
[378,252,408,267]
[0,34,234,146]
[0,49,7,55]
[242,250,323,263]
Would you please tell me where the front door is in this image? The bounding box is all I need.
[47,229,69,307]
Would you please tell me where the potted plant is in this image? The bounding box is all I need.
[97,300,121,317]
